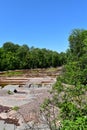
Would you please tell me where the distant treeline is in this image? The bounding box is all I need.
[0,42,66,71]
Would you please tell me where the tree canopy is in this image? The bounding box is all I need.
[0,42,66,71]
[62,29,87,85]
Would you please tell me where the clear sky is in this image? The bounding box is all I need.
[0,0,87,52]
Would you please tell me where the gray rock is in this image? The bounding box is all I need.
[3,85,19,93]
[0,121,16,130]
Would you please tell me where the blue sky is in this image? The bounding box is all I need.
[0,0,87,52]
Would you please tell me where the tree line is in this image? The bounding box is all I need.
[0,42,66,71]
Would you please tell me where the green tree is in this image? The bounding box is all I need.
[16,44,29,69]
[69,29,87,58]
[63,29,87,85]
[3,42,19,53]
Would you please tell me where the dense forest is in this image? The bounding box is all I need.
[41,29,87,130]
[0,42,66,71]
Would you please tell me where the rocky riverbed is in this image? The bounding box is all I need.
[0,85,52,130]
[0,68,62,130]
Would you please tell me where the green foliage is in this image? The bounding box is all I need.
[50,80,87,129]
[0,42,65,71]
[63,29,87,85]
[69,29,87,58]
[3,42,19,53]
[3,71,24,77]
[7,90,13,95]
[61,116,87,130]
[40,98,51,111]
[12,106,19,111]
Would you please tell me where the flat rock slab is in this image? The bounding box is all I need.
[0,85,52,129]
[3,85,19,92]
[0,120,16,130]
[0,105,10,113]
